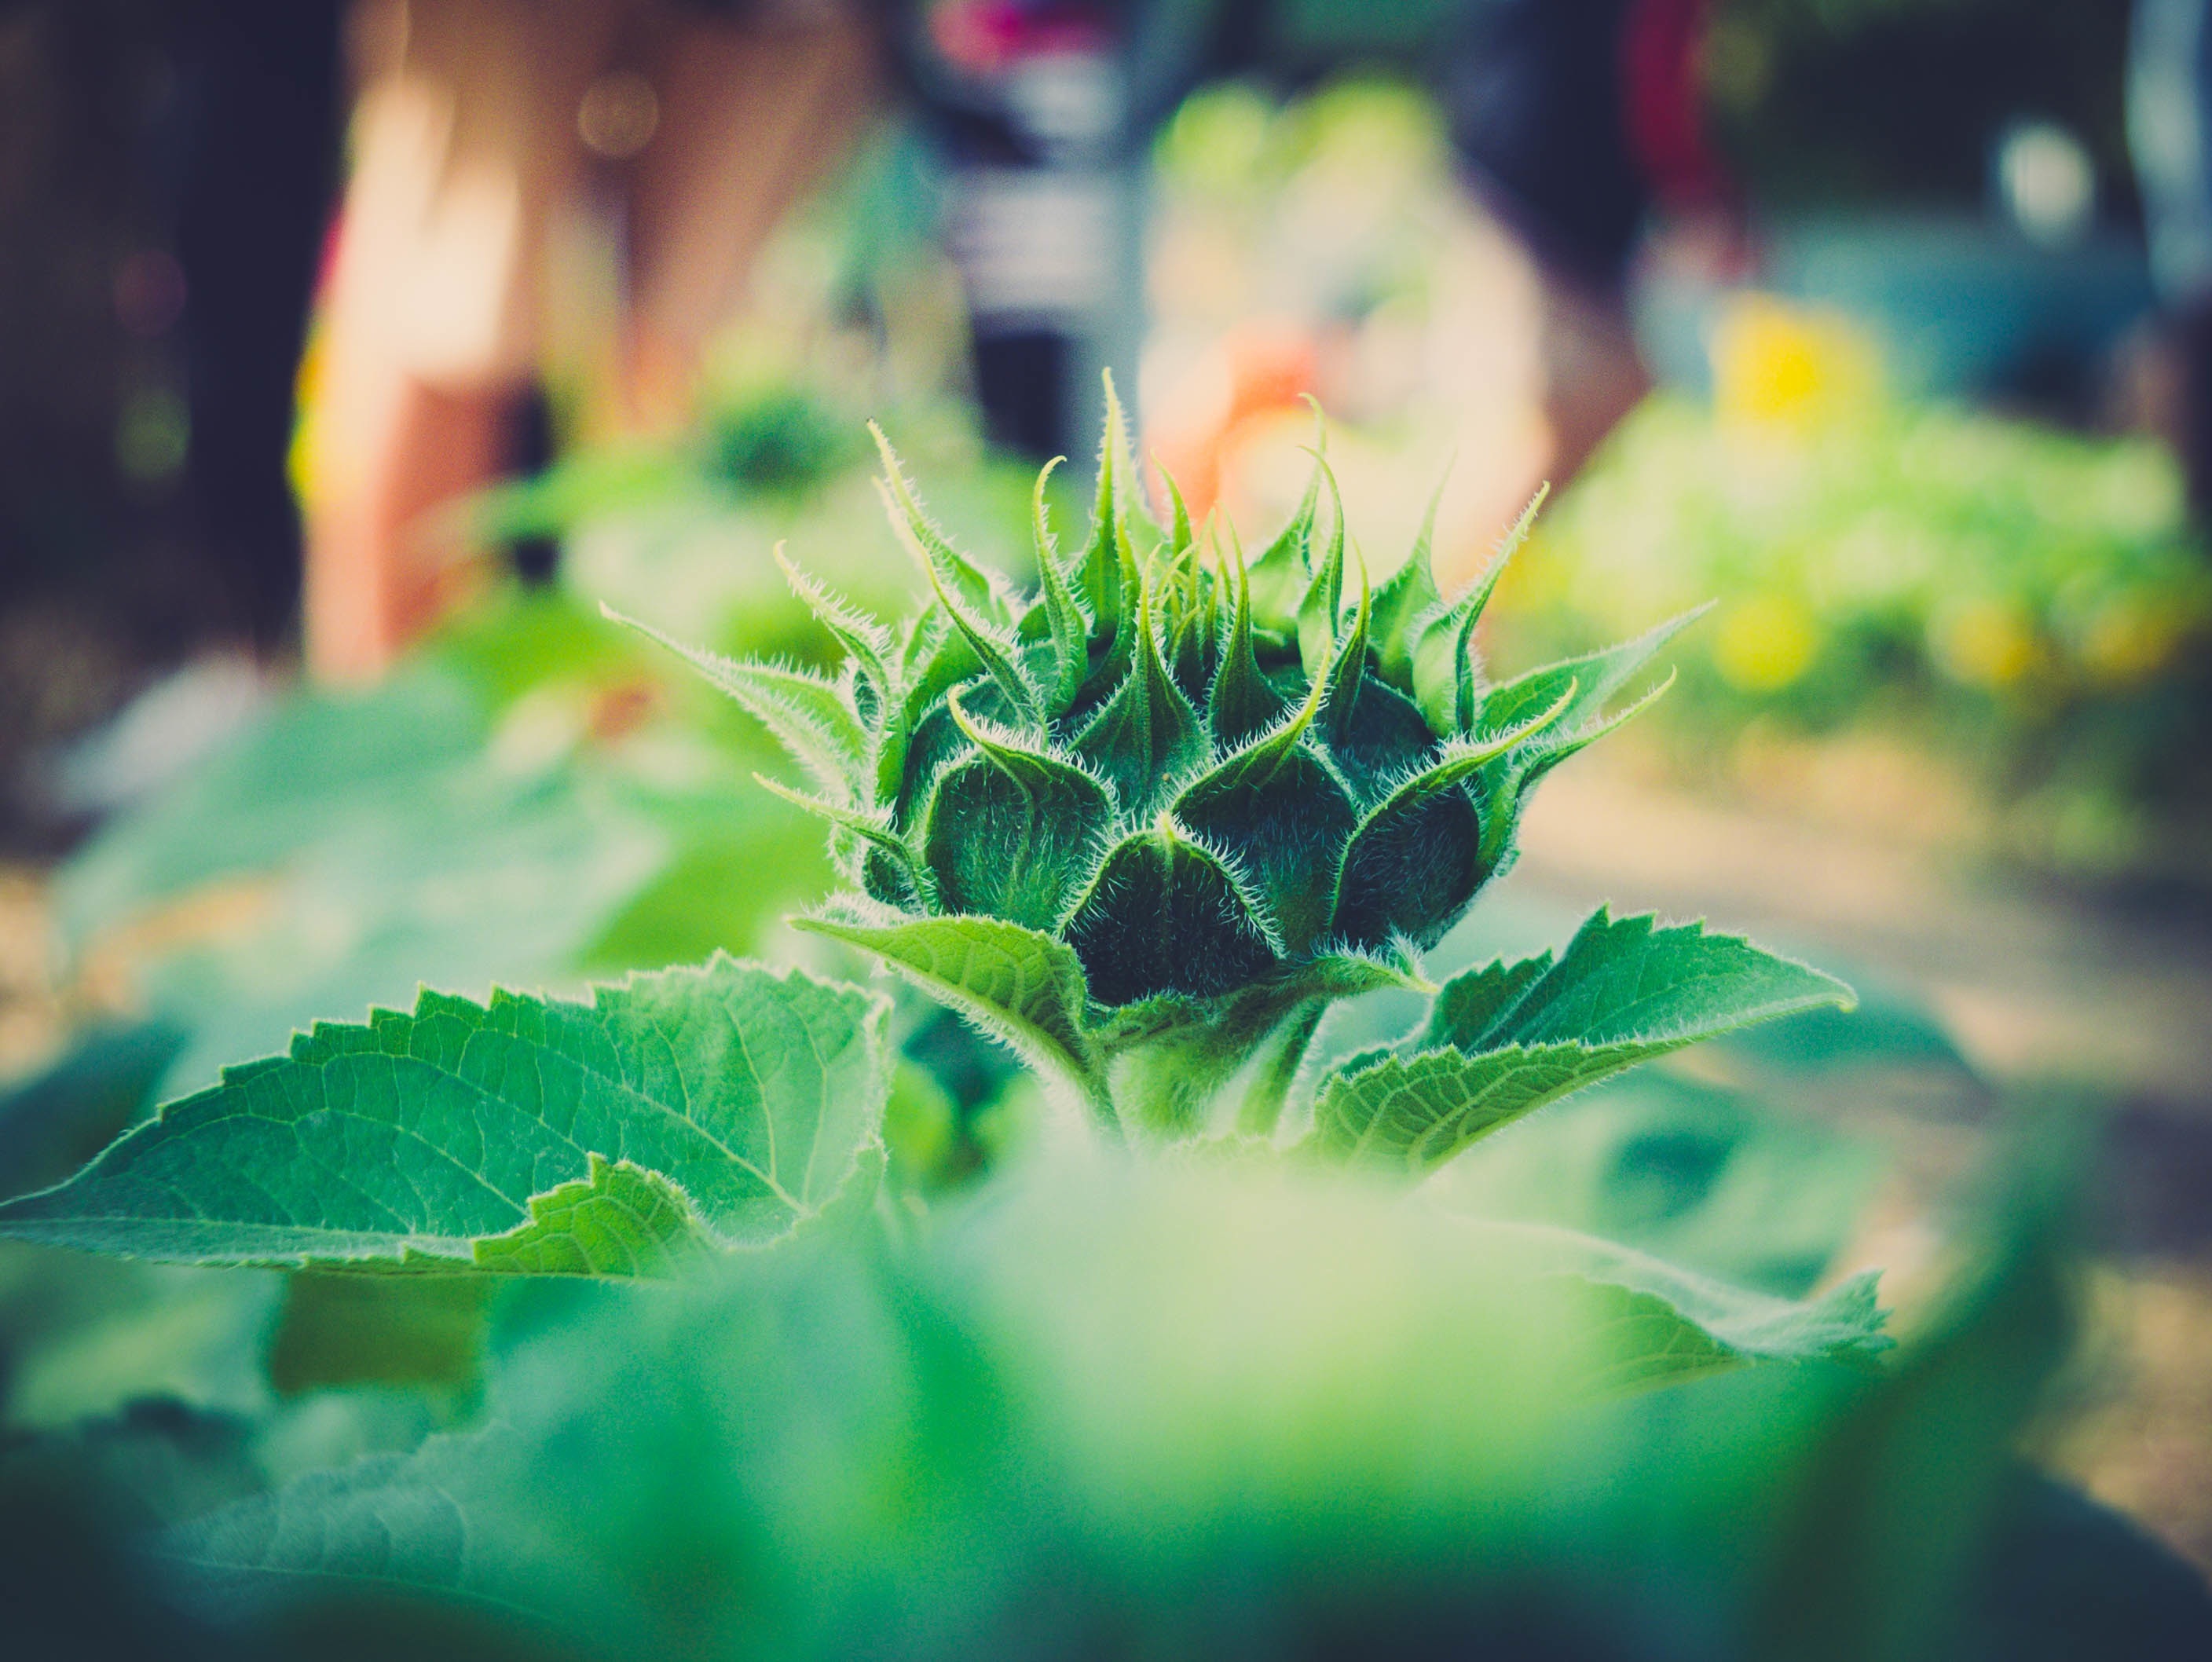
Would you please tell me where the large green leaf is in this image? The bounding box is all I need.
[794,910,1105,1115]
[0,958,888,1272]
[1307,911,1854,1173]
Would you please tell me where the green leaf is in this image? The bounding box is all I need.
[1433,1069,1877,1299]
[919,694,1114,931]
[1309,1041,1677,1171]
[1412,950,1555,1053]
[794,909,1104,1111]
[0,958,890,1270]
[0,1020,185,1202]
[471,1154,717,1277]
[1473,1221,1892,1389]
[607,608,865,801]
[1306,911,1855,1173]
[1456,908,1856,1052]
[1062,815,1282,1007]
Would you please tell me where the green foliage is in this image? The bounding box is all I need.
[1306,910,1853,1173]
[0,959,887,1272]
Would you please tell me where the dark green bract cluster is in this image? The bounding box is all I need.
[623,384,1694,1133]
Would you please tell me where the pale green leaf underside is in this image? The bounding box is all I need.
[1466,1220,1891,1391]
[0,957,888,1272]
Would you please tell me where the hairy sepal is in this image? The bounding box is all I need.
[1329,683,1578,951]
[919,694,1114,931]
[1172,643,1354,956]
[607,609,865,802]
[1061,814,1283,1008]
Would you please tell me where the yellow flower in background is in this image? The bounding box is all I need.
[1928,597,2039,690]
[1710,294,1883,432]
[1713,592,1818,690]
[2075,600,2185,687]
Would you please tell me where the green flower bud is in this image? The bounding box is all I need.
[628,378,1687,1134]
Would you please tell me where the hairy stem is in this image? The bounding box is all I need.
[1236,1000,1327,1140]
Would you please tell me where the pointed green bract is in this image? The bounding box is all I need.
[1371,475,1448,691]
[0,959,891,1269]
[751,773,923,891]
[1474,671,1678,874]
[1077,372,1137,632]
[899,496,1043,726]
[774,548,894,717]
[870,424,1005,618]
[1320,548,1372,745]
[606,609,865,801]
[1408,484,1546,738]
[1474,604,1705,739]
[1029,458,1091,712]
[1330,686,1577,950]
[1174,644,1352,954]
[1207,528,1289,747]
[1071,570,1208,813]
[1064,815,1281,1006]
[920,694,1112,930]
[1243,437,1324,626]
[1295,458,1348,679]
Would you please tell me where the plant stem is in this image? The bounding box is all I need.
[1236,1001,1326,1140]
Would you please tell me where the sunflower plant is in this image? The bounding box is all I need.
[0,385,1859,1357]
